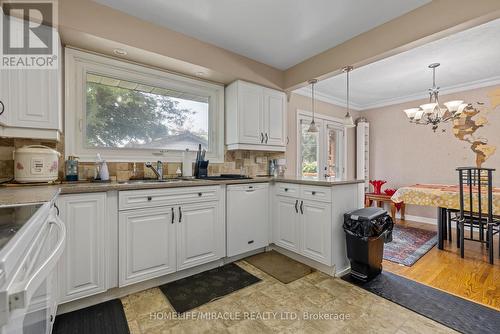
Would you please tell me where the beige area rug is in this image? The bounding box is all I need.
[244,250,314,284]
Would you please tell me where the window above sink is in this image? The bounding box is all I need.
[64,48,224,163]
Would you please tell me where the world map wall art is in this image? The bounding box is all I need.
[451,87,500,167]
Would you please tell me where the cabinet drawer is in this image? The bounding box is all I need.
[119,186,219,210]
[300,186,331,203]
[274,183,300,197]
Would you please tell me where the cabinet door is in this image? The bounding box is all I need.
[57,193,107,303]
[119,207,176,286]
[0,70,11,126]
[0,28,60,130]
[300,200,332,265]
[176,201,223,271]
[227,184,269,257]
[273,196,300,252]
[263,89,286,146]
[14,68,59,129]
[238,82,264,145]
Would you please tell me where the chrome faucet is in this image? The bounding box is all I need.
[145,161,163,180]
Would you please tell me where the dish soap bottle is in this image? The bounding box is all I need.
[65,156,79,181]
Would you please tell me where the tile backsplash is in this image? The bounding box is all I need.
[0,138,284,182]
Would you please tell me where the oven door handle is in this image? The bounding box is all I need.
[9,217,66,311]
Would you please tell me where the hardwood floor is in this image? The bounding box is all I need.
[383,219,500,311]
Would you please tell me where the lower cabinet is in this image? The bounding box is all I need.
[118,187,224,287]
[57,193,108,303]
[176,201,224,271]
[273,196,300,253]
[300,200,332,265]
[119,207,176,286]
[273,190,333,266]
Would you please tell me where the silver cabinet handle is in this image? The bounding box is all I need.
[171,207,174,224]
[260,132,264,143]
[294,199,298,213]
[0,100,4,116]
[178,206,182,223]
[300,201,304,214]
[286,136,289,145]
[265,133,268,143]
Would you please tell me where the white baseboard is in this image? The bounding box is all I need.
[57,259,225,315]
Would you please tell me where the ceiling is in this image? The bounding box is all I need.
[92,0,430,70]
[294,18,500,110]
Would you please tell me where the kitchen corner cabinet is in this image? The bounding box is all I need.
[0,17,62,141]
[56,193,108,303]
[225,80,286,151]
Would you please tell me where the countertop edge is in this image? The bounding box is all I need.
[0,177,363,205]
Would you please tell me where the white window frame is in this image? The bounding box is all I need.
[296,109,347,180]
[65,48,224,162]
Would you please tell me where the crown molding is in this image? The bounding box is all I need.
[293,87,363,111]
[294,75,500,112]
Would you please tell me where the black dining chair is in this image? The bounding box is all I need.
[453,167,499,264]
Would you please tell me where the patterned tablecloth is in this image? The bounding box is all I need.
[391,184,500,215]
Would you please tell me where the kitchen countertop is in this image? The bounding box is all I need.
[0,186,61,206]
[0,177,363,206]
[273,177,365,186]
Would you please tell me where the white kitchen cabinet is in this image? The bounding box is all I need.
[0,17,62,140]
[300,200,332,265]
[176,201,224,271]
[57,193,107,303]
[119,207,176,286]
[227,183,269,257]
[263,88,286,146]
[273,195,301,253]
[272,184,334,266]
[237,82,263,145]
[226,80,286,151]
[118,186,225,285]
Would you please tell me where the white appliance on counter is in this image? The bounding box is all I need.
[13,146,61,183]
[0,199,66,334]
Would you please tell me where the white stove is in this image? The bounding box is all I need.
[0,199,66,334]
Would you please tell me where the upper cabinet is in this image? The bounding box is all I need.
[0,15,62,141]
[225,80,287,151]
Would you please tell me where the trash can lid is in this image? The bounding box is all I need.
[346,207,387,221]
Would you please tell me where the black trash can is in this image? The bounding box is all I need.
[343,207,393,281]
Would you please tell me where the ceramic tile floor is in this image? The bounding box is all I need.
[121,261,457,334]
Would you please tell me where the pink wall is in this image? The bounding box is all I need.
[363,85,500,219]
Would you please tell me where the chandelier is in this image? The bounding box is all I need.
[403,63,469,132]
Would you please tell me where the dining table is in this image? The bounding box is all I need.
[391,184,500,250]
